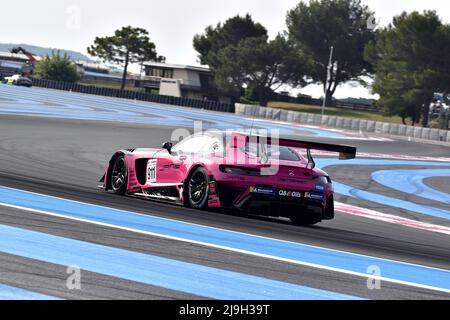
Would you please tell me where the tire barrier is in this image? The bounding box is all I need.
[235,103,450,144]
[29,78,235,114]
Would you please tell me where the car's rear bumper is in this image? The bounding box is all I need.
[215,181,333,220]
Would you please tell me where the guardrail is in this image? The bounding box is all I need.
[236,103,450,144]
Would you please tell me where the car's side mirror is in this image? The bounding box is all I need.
[162,142,173,154]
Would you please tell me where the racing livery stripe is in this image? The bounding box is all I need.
[0,224,361,300]
[0,186,449,294]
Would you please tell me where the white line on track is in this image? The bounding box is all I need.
[0,196,449,294]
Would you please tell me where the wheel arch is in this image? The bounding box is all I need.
[183,164,205,188]
[186,162,213,180]
[105,151,127,190]
[182,164,213,205]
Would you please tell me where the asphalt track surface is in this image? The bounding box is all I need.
[0,85,449,300]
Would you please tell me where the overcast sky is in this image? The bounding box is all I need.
[1,0,449,98]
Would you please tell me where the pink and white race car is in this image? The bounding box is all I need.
[99,131,356,225]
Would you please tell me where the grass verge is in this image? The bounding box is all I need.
[267,101,404,124]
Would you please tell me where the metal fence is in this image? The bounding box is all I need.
[278,95,379,112]
[15,77,235,113]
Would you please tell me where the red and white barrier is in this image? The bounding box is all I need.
[336,202,450,236]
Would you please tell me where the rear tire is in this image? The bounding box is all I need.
[323,196,335,220]
[187,167,210,209]
[290,215,321,226]
[110,156,128,195]
[290,207,322,226]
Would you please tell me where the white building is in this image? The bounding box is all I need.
[138,62,240,103]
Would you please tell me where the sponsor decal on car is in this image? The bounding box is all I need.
[315,184,325,191]
[278,190,302,198]
[249,186,276,195]
[305,192,324,200]
[147,159,157,183]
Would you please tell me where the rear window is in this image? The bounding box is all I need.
[241,143,300,162]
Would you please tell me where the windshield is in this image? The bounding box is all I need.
[240,143,300,161]
[172,132,301,162]
[172,133,225,154]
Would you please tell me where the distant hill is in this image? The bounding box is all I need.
[0,43,92,62]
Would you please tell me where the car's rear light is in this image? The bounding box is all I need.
[314,175,331,184]
[219,165,261,176]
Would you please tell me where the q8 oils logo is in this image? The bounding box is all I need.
[278,190,302,198]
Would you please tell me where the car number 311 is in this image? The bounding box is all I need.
[147,159,157,183]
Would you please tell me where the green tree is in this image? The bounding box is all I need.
[194,15,309,106]
[214,35,310,106]
[34,51,80,83]
[287,0,376,106]
[193,14,267,66]
[87,26,165,91]
[365,11,450,126]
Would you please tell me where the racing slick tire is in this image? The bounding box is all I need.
[187,167,210,210]
[110,156,128,195]
[289,207,322,226]
[290,215,321,226]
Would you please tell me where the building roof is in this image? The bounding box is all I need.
[142,61,212,73]
[0,51,42,61]
[0,51,111,73]
[0,60,23,68]
[74,60,109,72]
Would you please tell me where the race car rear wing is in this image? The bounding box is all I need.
[230,133,357,167]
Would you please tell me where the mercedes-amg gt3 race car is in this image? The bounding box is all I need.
[99,131,356,225]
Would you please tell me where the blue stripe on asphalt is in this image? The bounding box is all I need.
[0,85,347,138]
[0,284,59,300]
[0,224,360,300]
[371,169,450,205]
[0,186,449,293]
[316,159,450,220]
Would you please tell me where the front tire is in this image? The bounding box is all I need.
[111,156,128,195]
[187,167,210,209]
